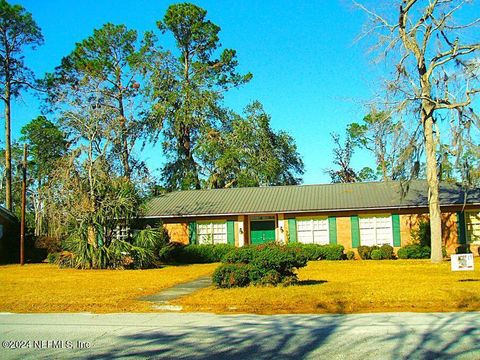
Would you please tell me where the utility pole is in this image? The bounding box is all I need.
[20,144,27,266]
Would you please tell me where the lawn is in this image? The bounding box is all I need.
[172,258,480,314]
[1,259,479,314]
[0,263,217,313]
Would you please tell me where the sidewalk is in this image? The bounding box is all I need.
[139,276,212,310]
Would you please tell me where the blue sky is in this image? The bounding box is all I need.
[6,0,386,184]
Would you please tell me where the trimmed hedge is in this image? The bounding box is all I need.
[159,243,235,263]
[397,244,431,259]
[346,250,355,260]
[213,243,308,287]
[287,243,345,260]
[357,244,394,260]
[212,263,252,288]
[370,249,383,260]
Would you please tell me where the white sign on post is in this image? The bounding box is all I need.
[451,254,475,271]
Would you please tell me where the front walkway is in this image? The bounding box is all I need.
[139,276,212,311]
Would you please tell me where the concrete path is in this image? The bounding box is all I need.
[1,312,479,359]
[139,276,212,311]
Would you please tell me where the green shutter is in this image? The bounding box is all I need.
[227,220,235,245]
[288,218,297,243]
[188,221,197,245]
[328,217,337,245]
[351,215,360,248]
[392,214,401,247]
[457,212,466,245]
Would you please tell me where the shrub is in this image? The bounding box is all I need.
[213,243,308,288]
[380,244,394,260]
[287,243,345,260]
[46,252,60,264]
[159,243,235,263]
[212,263,252,288]
[319,244,345,260]
[410,220,431,247]
[222,246,258,264]
[346,250,355,260]
[287,243,322,260]
[397,244,431,259]
[357,245,372,260]
[370,249,384,260]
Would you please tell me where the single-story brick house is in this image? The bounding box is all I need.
[142,180,480,255]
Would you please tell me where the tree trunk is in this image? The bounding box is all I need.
[423,107,443,263]
[4,84,12,211]
[116,69,130,179]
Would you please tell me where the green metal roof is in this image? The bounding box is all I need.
[143,180,480,218]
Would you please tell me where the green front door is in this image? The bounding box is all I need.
[250,221,276,244]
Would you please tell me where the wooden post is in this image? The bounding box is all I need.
[20,144,27,266]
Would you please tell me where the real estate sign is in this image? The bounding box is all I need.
[451,254,474,271]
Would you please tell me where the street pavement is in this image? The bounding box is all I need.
[0,311,479,359]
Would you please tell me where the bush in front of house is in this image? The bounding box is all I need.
[370,249,383,260]
[410,220,431,247]
[213,243,308,287]
[357,244,395,260]
[397,244,449,259]
[212,263,252,288]
[397,244,431,259]
[358,245,378,260]
[346,250,355,260]
[159,243,235,263]
[287,243,345,260]
[379,244,395,259]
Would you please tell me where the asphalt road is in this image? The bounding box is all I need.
[0,312,479,359]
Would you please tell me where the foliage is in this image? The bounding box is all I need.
[346,250,356,260]
[410,220,431,248]
[212,263,252,288]
[287,243,345,261]
[379,244,394,260]
[357,0,480,262]
[0,0,44,210]
[149,3,252,190]
[347,109,407,181]
[358,244,394,260]
[214,243,308,287]
[159,243,235,263]
[43,23,151,180]
[357,245,375,260]
[20,116,67,236]
[370,249,383,260]
[198,101,304,188]
[46,252,59,264]
[324,132,359,183]
[397,244,431,259]
[20,116,67,182]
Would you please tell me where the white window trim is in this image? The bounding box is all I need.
[296,216,329,245]
[359,214,393,247]
[465,211,480,245]
[197,221,227,245]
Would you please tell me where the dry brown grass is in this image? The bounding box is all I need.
[0,263,217,313]
[173,259,480,314]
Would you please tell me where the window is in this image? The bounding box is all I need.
[113,225,130,240]
[466,211,480,244]
[359,215,393,246]
[296,217,329,245]
[197,221,227,245]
